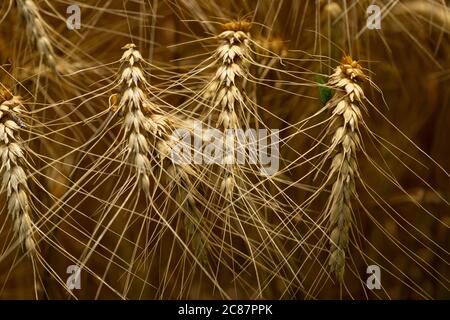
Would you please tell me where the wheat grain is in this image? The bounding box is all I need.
[0,88,35,253]
[325,56,366,282]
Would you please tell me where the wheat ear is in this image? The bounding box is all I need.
[325,57,366,282]
[211,21,251,131]
[207,21,252,198]
[0,89,35,252]
[16,0,56,70]
[110,44,152,196]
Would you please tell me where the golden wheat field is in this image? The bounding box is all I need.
[0,0,449,300]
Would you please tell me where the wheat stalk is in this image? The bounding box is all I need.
[0,88,35,253]
[16,0,57,70]
[325,56,366,282]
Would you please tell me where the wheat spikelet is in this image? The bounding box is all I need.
[16,0,57,70]
[0,88,35,253]
[325,56,366,282]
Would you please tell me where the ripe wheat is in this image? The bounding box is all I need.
[0,88,34,253]
[0,0,448,300]
[324,57,365,282]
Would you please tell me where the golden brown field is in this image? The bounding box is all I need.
[0,0,449,299]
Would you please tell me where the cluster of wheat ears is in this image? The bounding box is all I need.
[0,0,449,299]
